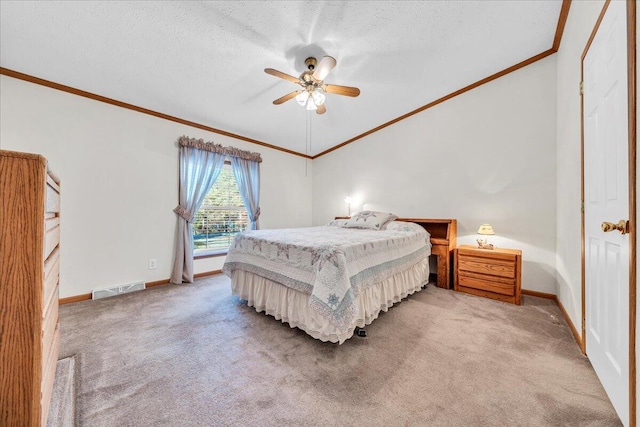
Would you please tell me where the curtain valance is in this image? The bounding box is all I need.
[178,136,262,163]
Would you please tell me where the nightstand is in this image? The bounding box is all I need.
[454,245,522,305]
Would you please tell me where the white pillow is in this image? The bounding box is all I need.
[385,221,427,233]
[342,211,398,230]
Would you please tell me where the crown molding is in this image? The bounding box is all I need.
[0,67,312,159]
[312,0,572,159]
[1,1,571,160]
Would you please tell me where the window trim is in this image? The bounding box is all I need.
[194,249,228,259]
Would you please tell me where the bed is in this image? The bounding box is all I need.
[222,214,456,344]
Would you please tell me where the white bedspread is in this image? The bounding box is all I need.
[222,225,431,335]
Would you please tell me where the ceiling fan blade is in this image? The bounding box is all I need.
[322,84,360,97]
[312,56,337,81]
[265,68,301,84]
[273,90,301,105]
[316,104,327,115]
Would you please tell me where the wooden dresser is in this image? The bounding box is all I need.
[1,150,61,426]
[454,245,521,305]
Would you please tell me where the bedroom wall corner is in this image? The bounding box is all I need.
[555,0,606,338]
[0,75,313,298]
[312,55,558,294]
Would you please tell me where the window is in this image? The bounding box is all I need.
[193,162,248,253]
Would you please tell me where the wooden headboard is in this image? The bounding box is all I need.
[335,217,457,289]
[395,218,457,289]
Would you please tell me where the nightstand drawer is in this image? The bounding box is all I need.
[458,274,515,296]
[458,255,515,279]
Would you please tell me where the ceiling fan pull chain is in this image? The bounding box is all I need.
[309,110,312,155]
[305,110,310,176]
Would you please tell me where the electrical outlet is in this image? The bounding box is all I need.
[148,258,157,270]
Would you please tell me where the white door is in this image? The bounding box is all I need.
[583,1,629,425]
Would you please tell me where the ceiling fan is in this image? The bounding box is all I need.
[265,56,360,115]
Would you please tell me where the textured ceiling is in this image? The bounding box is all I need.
[0,1,563,156]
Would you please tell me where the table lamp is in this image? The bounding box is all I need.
[477,224,495,249]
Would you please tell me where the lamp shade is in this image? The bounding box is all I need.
[305,99,318,110]
[477,224,495,235]
[311,89,326,106]
[295,91,310,106]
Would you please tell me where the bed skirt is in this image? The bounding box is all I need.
[230,257,430,344]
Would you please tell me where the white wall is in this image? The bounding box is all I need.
[555,0,606,336]
[0,75,312,298]
[312,55,558,293]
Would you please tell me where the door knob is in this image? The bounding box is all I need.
[601,220,629,234]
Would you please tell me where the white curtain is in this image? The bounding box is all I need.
[230,156,261,230]
[170,145,225,284]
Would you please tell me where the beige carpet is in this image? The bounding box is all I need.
[58,275,621,426]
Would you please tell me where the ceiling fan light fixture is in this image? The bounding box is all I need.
[305,98,318,111]
[295,91,310,106]
[311,89,326,106]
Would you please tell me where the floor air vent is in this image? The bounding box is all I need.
[92,281,146,300]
